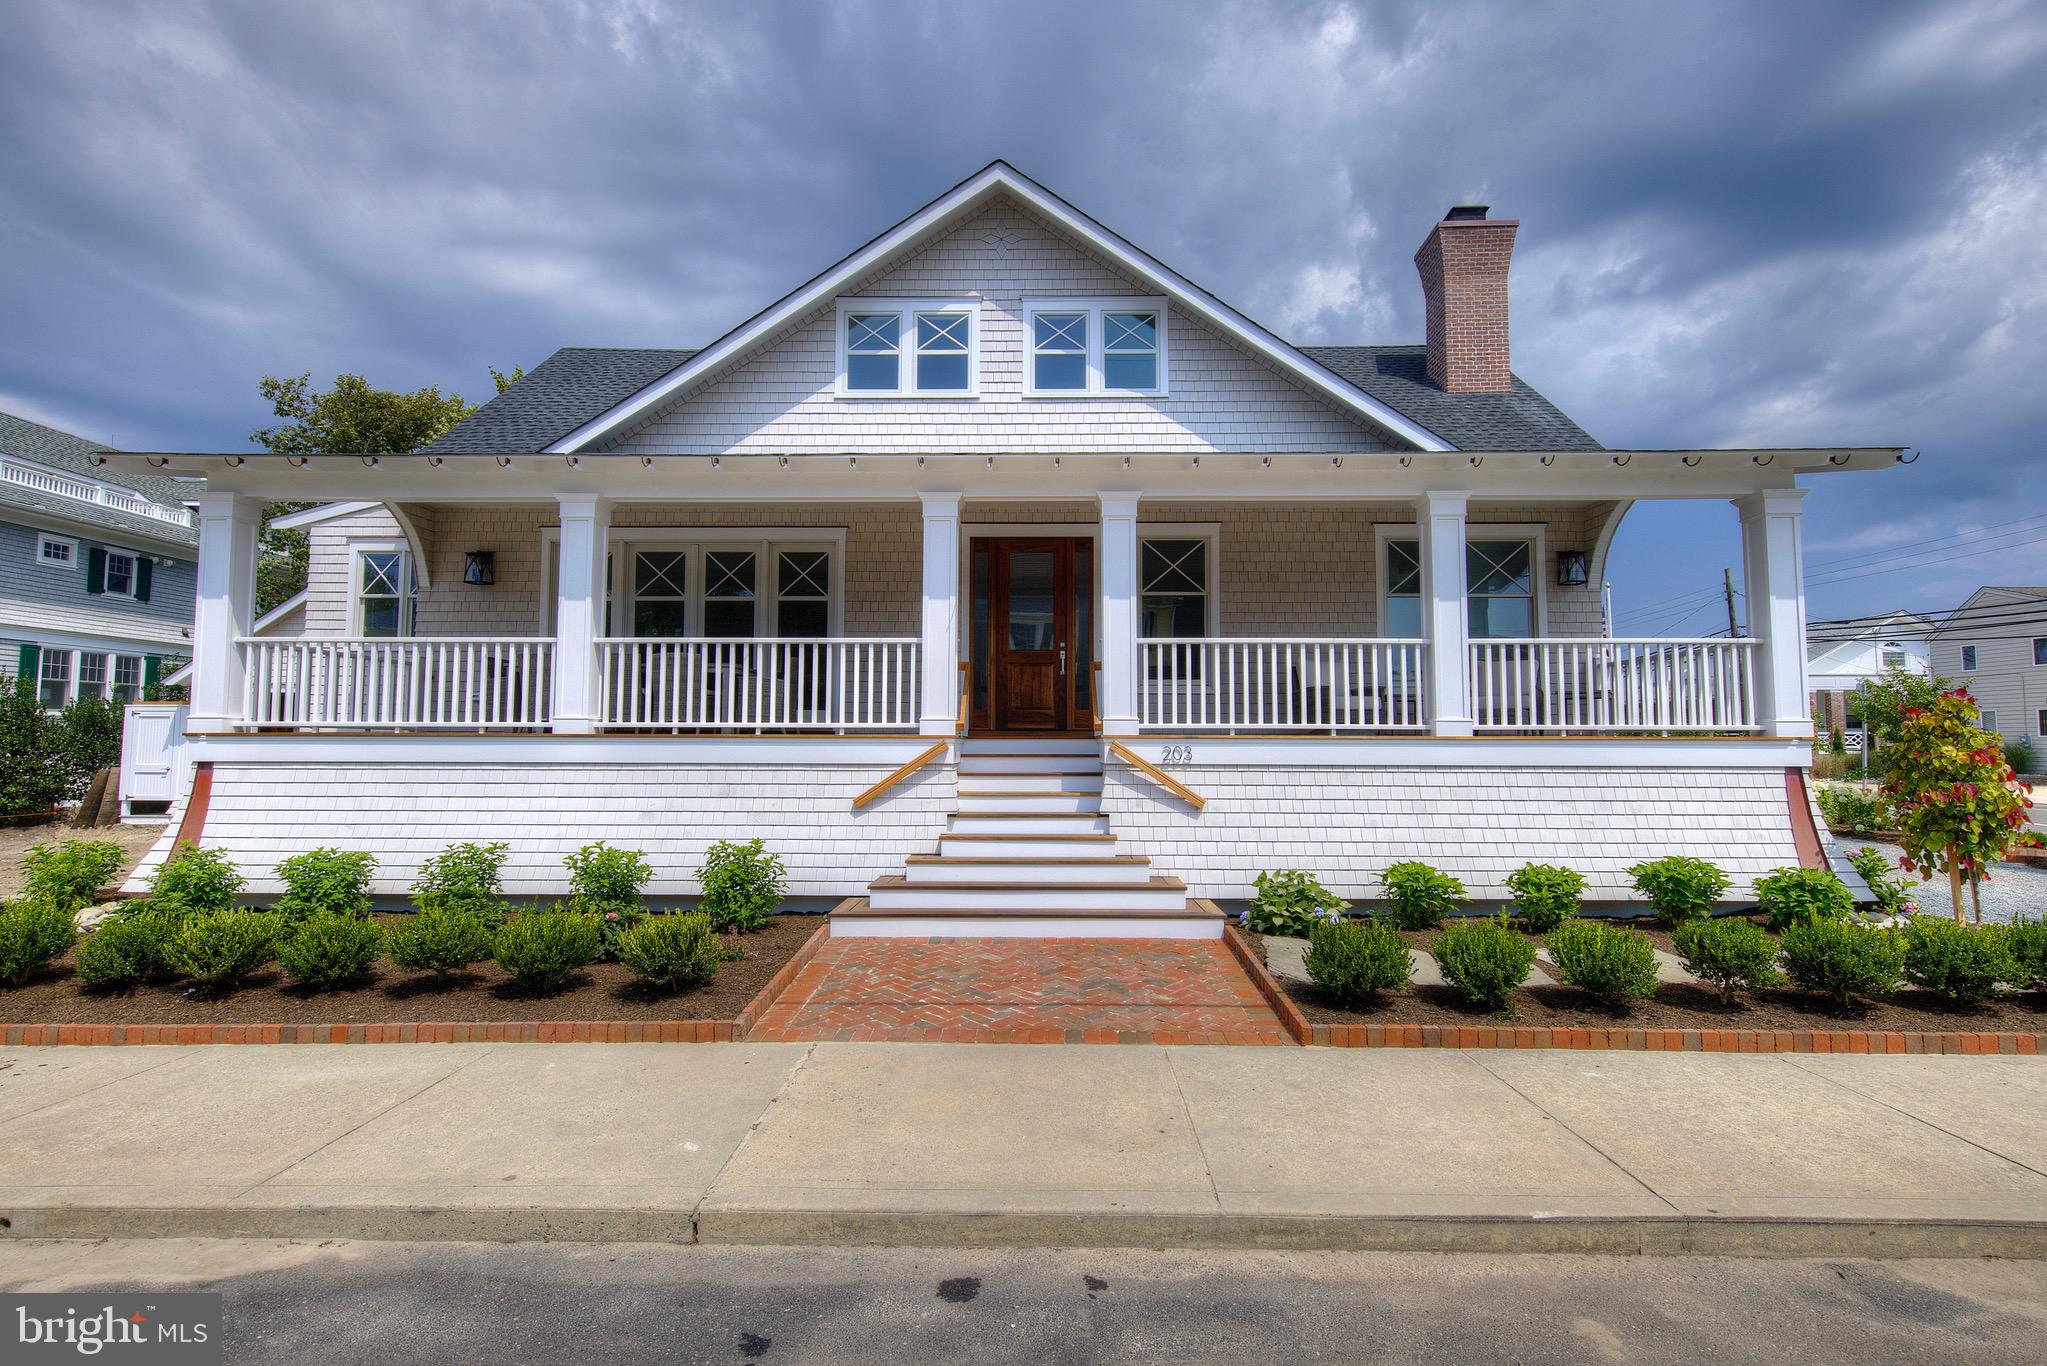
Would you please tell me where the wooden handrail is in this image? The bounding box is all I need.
[1091,660,1102,738]
[852,740,949,810]
[957,661,970,738]
[1108,741,1206,811]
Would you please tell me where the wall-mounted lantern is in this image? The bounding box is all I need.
[463,551,496,586]
[1555,550,1589,587]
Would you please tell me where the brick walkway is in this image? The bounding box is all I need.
[748,936,1293,1045]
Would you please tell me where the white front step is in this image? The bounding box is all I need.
[956,754,1105,775]
[946,813,1112,835]
[906,856,1151,885]
[939,834,1119,859]
[955,792,1101,814]
[832,914,1223,940]
[955,773,1103,795]
[867,876,1189,912]
[957,738,1098,756]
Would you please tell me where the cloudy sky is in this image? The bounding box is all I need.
[2,0,2043,632]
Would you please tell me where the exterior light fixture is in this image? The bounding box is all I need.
[463,551,496,586]
[1556,550,1589,587]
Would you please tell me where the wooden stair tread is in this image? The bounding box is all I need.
[832,903,1222,920]
[939,832,1115,842]
[869,874,1185,891]
[905,853,1148,866]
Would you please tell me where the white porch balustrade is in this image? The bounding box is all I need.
[596,637,920,732]
[1467,637,1759,733]
[1138,638,1428,731]
[240,638,555,729]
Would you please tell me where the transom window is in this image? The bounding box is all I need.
[1140,538,1209,639]
[1024,300,1169,395]
[36,533,75,569]
[355,548,414,637]
[838,301,977,395]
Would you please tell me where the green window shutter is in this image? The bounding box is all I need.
[142,655,162,692]
[16,643,39,687]
[134,557,153,603]
[85,547,106,595]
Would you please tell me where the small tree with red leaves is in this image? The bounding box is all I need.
[1881,688,2034,923]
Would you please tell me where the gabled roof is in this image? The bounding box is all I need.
[429,348,697,455]
[1929,586,2047,636]
[0,409,200,548]
[514,161,1464,455]
[1299,347,1597,452]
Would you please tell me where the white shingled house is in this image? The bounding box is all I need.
[105,162,1898,935]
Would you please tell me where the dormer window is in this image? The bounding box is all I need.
[836,300,978,396]
[1024,299,1168,396]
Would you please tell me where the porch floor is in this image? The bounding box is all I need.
[748,933,1292,1045]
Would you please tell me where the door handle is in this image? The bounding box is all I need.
[1059,646,1068,676]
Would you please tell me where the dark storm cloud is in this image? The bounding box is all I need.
[2,0,2043,622]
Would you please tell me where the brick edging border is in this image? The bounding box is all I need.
[0,922,838,1048]
[1220,924,2044,1056]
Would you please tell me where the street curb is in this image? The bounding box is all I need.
[1303,1023,2045,1054]
[0,1020,738,1045]
[6,1204,2044,1259]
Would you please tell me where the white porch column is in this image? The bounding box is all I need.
[1418,490,1473,736]
[918,492,963,736]
[552,494,610,735]
[187,492,264,732]
[1098,492,1141,737]
[1735,489,1813,739]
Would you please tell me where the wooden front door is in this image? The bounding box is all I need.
[977,537,1093,733]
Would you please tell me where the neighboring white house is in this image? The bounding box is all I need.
[1805,609,1931,743]
[1929,586,2047,743]
[104,162,1899,930]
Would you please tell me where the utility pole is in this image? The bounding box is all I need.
[1723,567,1741,637]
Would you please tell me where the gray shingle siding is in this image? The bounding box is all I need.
[0,516,196,650]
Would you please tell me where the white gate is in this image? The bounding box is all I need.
[119,703,191,820]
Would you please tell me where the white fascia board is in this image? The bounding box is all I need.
[1111,735,1812,769]
[266,500,383,531]
[252,590,307,635]
[541,162,1458,455]
[182,733,951,767]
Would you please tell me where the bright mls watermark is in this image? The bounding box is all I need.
[7,1294,221,1363]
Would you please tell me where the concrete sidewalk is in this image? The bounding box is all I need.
[2,1044,2045,1255]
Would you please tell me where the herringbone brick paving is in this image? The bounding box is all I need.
[749,936,1293,1044]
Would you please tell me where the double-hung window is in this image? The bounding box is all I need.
[1139,538,1209,639]
[1024,300,1167,395]
[703,551,758,638]
[76,653,106,701]
[1381,534,1539,638]
[838,301,977,395]
[112,655,143,703]
[632,551,688,637]
[1384,541,1423,637]
[38,651,70,710]
[355,548,414,637]
[103,551,136,597]
[776,551,830,637]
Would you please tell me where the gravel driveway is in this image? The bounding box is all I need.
[1837,836,2047,925]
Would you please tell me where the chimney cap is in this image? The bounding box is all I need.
[1444,204,1491,221]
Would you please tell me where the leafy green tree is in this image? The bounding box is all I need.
[247,368,520,611]
[1852,664,1958,778]
[1882,688,2035,923]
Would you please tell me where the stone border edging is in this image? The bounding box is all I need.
[0,922,837,1048]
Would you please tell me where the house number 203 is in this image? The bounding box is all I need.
[1158,745,1195,764]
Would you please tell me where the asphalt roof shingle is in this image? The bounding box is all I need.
[426,339,1598,457]
[0,409,200,547]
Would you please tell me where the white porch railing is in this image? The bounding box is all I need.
[597,637,920,731]
[1468,637,1759,733]
[1139,638,1427,731]
[240,637,555,729]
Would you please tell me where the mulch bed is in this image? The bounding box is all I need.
[1242,926,2047,1033]
[0,913,818,1026]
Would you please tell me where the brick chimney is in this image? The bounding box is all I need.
[1414,204,1518,393]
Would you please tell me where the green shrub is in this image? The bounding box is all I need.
[0,673,65,817]
[273,848,376,922]
[1626,856,1730,925]
[1303,917,1411,1006]
[1779,918,1905,1009]
[1546,920,1660,1008]
[1816,785,1889,834]
[1432,916,1533,1012]
[698,839,785,933]
[1244,869,1348,936]
[21,840,126,910]
[1505,863,1585,933]
[168,910,278,992]
[74,913,175,989]
[566,841,653,954]
[150,842,245,917]
[1672,917,1782,1005]
[1901,918,2015,1005]
[57,694,124,801]
[275,912,382,991]
[385,903,498,980]
[1378,861,1463,930]
[1847,846,1914,916]
[413,841,509,914]
[1754,866,1856,932]
[0,898,77,985]
[2004,737,2036,776]
[617,912,722,992]
[2008,916,2047,993]
[492,906,602,992]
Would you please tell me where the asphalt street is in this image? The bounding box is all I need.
[3,1239,2045,1364]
